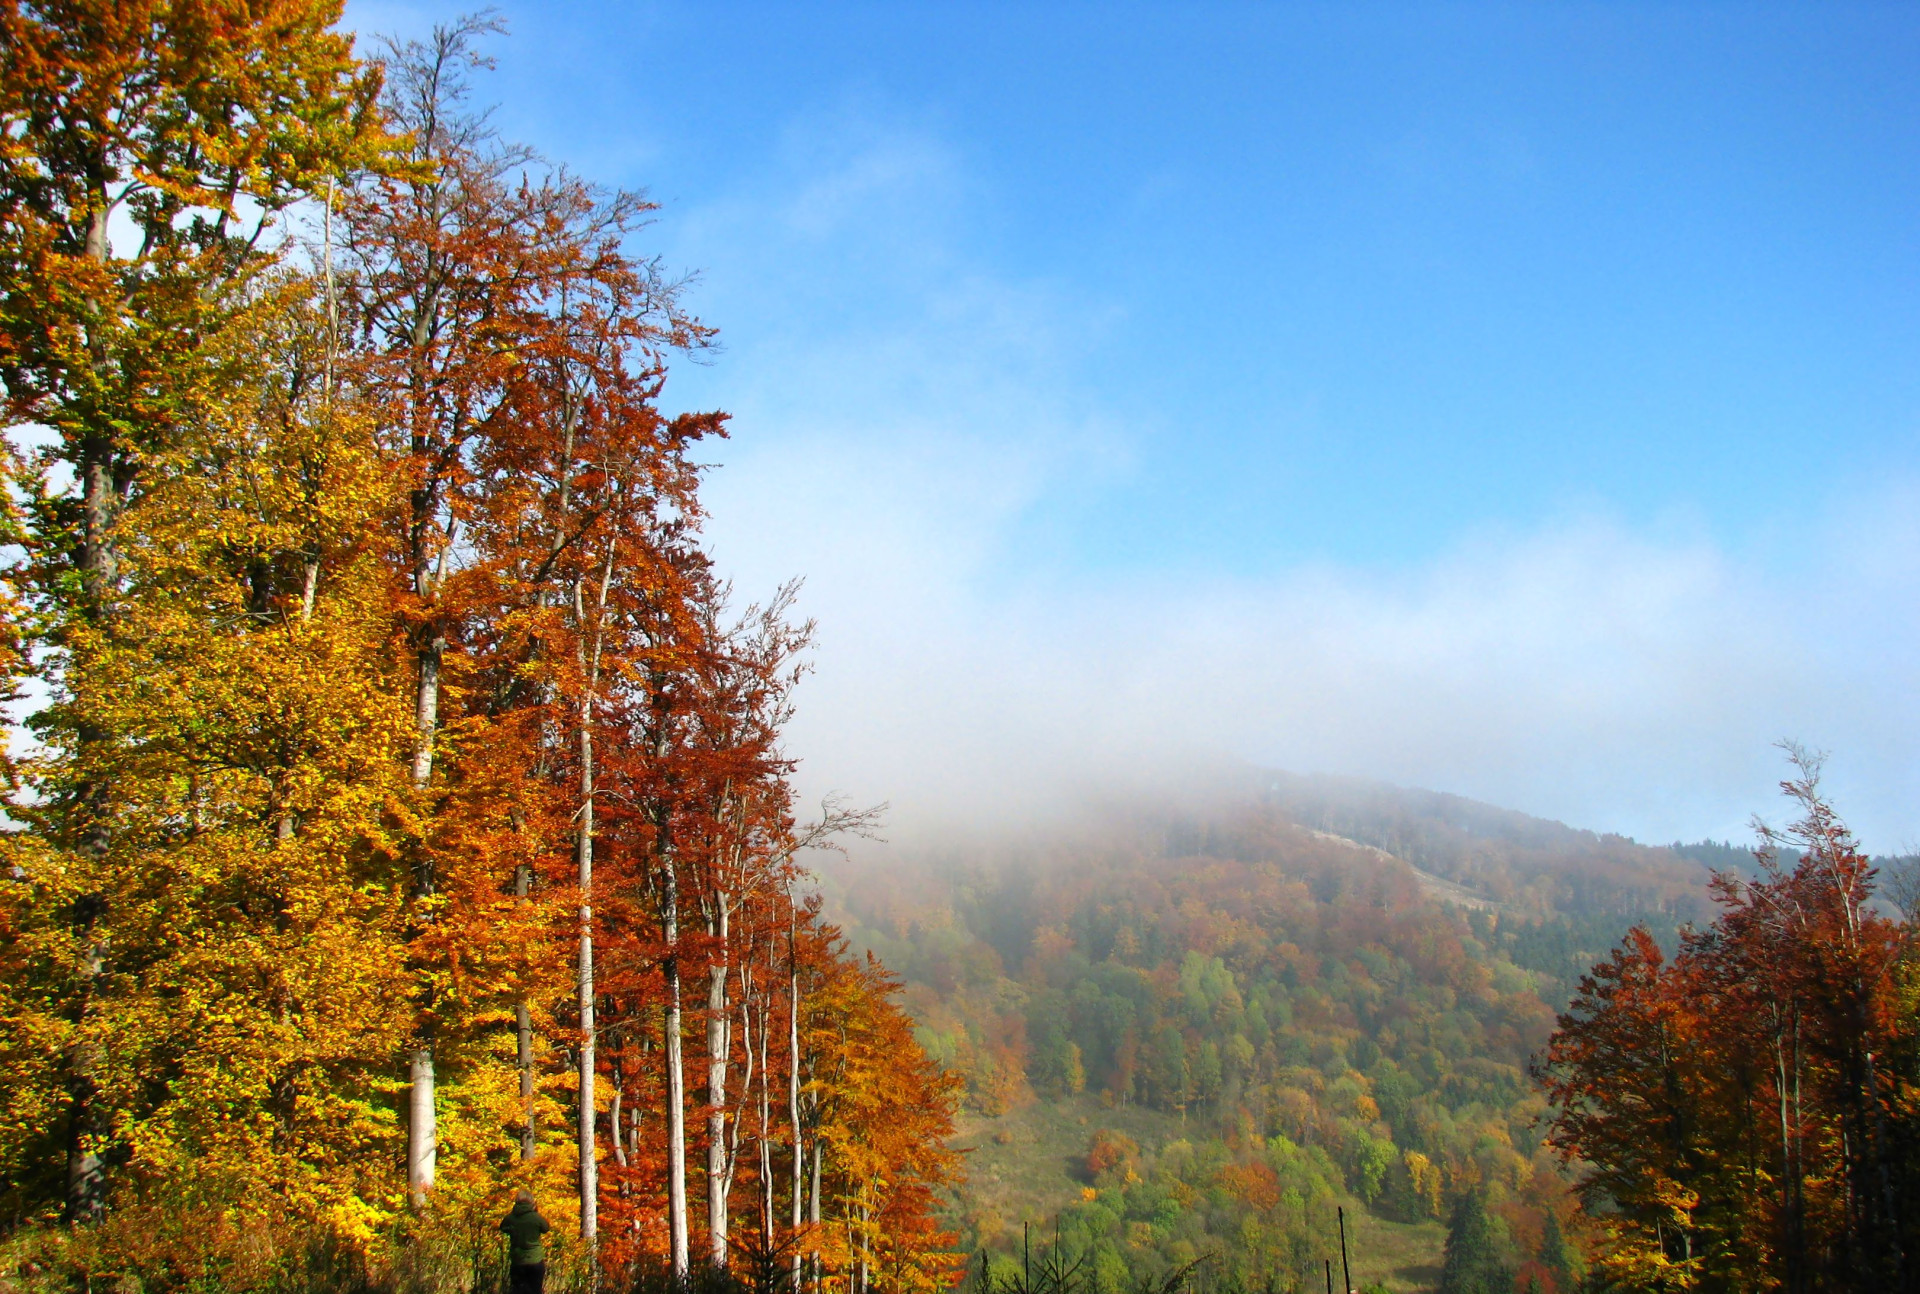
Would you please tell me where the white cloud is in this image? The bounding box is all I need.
[665,113,1920,851]
[722,475,1918,847]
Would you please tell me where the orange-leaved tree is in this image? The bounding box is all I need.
[1540,748,1918,1291]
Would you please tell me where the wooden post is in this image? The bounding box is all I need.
[1338,1205,1352,1294]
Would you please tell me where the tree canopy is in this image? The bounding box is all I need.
[0,9,957,1292]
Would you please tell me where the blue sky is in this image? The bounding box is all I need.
[352,2,1920,845]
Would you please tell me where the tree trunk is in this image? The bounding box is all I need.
[757,984,774,1245]
[518,863,537,1162]
[63,934,106,1224]
[1776,1001,1804,1291]
[408,1046,436,1206]
[723,966,755,1250]
[664,860,690,1278]
[577,698,598,1245]
[809,1125,823,1294]
[610,1063,627,1169]
[65,424,113,1226]
[574,546,615,1257]
[857,1204,869,1294]
[63,1065,104,1222]
[517,1002,537,1161]
[412,641,442,787]
[60,187,122,1226]
[789,918,805,1289]
[407,635,442,1202]
[707,899,733,1266]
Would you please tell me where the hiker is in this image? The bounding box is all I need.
[499,1188,552,1294]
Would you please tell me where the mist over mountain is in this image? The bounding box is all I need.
[826,768,1722,935]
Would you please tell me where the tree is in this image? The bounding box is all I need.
[0,0,382,1225]
[1540,749,1918,1291]
[338,11,714,1212]
[1538,1211,1578,1294]
[0,269,417,1244]
[0,0,381,610]
[803,948,962,1294]
[1440,1191,1512,1294]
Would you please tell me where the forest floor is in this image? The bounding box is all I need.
[948,1095,1447,1292]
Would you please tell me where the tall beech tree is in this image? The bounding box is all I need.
[338,14,709,1207]
[0,0,382,1225]
[339,16,528,1201]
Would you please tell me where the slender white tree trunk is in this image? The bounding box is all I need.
[664,860,690,1277]
[809,1123,823,1294]
[412,643,441,786]
[518,861,537,1161]
[756,982,774,1242]
[407,1047,436,1206]
[789,908,805,1289]
[707,898,733,1266]
[610,1063,628,1169]
[577,703,597,1244]
[857,1204,869,1294]
[575,552,611,1252]
[723,964,755,1238]
[407,638,442,1206]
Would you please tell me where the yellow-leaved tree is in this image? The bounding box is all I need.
[2,273,420,1278]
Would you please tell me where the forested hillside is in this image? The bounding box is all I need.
[823,784,1710,1292]
[827,769,1920,1294]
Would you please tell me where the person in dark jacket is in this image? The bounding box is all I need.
[499,1189,552,1294]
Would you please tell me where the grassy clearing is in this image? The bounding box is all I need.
[951,1094,1188,1236]
[946,1095,1446,1291]
[1341,1209,1447,1292]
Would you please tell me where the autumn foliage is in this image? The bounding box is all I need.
[0,8,955,1292]
[834,805,1586,1291]
[1540,752,1920,1291]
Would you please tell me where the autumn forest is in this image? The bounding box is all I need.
[3,5,1919,1294]
[0,4,953,1292]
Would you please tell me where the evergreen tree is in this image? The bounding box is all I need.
[1539,1211,1578,1293]
[1439,1192,1512,1294]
